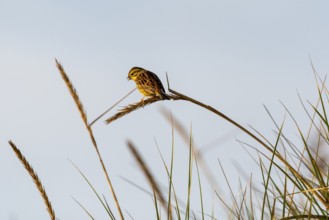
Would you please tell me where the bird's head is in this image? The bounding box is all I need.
[127,67,144,80]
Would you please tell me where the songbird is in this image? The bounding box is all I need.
[127,67,169,101]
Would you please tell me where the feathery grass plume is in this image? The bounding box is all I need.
[105,94,178,124]
[105,96,161,124]
[55,59,124,220]
[8,141,56,220]
[55,59,88,126]
[126,141,167,211]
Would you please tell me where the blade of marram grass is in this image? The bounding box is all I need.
[72,197,95,220]
[248,175,255,220]
[185,126,194,220]
[155,140,183,220]
[271,140,300,217]
[258,157,272,218]
[299,93,329,145]
[282,171,288,218]
[103,195,116,219]
[215,190,239,219]
[317,82,329,134]
[309,103,329,139]
[271,198,276,220]
[55,59,124,219]
[261,121,284,220]
[153,188,161,220]
[167,113,175,220]
[120,175,154,196]
[8,141,56,220]
[194,152,205,220]
[192,211,197,220]
[125,211,134,220]
[218,159,240,215]
[236,179,248,219]
[70,160,115,219]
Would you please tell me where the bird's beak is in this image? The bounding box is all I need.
[127,76,131,80]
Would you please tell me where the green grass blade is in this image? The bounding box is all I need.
[70,160,114,219]
[185,125,194,220]
[261,120,284,219]
[194,152,204,220]
[167,113,175,220]
[153,188,161,220]
[72,197,95,220]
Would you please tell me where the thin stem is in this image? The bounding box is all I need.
[89,88,136,127]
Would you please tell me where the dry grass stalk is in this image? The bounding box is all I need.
[55,59,88,126]
[55,59,124,220]
[89,88,137,127]
[126,141,167,210]
[8,141,56,220]
[105,94,178,124]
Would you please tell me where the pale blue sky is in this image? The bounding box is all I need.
[1,1,329,219]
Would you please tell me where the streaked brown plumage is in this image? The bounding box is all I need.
[127,67,169,100]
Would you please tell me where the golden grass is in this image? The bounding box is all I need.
[105,94,179,124]
[55,59,124,220]
[55,59,88,125]
[8,141,56,220]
